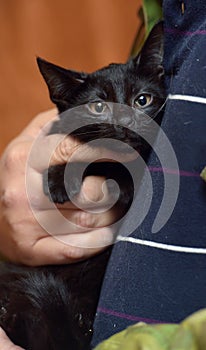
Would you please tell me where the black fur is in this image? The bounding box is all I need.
[0,22,166,349]
[0,250,111,350]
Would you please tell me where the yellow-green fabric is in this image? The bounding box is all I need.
[94,309,206,350]
[200,167,206,182]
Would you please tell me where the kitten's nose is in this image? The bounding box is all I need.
[113,104,135,127]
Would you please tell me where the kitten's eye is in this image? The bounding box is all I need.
[134,94,152,108]
[88,102,108,114]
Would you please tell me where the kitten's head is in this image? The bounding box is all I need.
[37,22,165,154]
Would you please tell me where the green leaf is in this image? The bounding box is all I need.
[130,0,163,57]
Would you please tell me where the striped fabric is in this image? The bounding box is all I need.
[92,1,206,347]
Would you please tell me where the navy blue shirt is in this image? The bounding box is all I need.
[92,0,206,346]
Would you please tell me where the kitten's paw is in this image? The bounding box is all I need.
[43,164,82,204]
[44,183,70,204]
[43,165,70,204]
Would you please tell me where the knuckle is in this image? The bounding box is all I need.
[4,144,27,171]
[75,210,95,228]
[1,189,20,209]
[53,138,71,163]
[82,176,105,202]
[62,244,85,261]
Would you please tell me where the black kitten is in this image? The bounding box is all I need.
[0,22,165,350]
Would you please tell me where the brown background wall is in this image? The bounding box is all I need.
[0,0,141,153]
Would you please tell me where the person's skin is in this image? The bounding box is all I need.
[0,108,134,265]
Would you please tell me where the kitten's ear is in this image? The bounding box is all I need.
[134,21,164,75]
[37,57,87,106]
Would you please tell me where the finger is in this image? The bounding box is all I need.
[32,175,120,230]
[0,327,25,350]
[78,176,106,203]
[22,232,113,266]
[29,132,138,173]
[77,175,118,209]
[33,203,117,235]
[52,226,116,249]
[25,169,75,210]
[49,136,138,165]
[1,212,115,265]
[27,169,114,211]
[26,172,120,223]
[27,134,71,172]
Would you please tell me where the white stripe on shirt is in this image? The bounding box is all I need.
[117,235,206,254]
[168,94,206,104]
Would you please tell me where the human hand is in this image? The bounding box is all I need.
[0,109,135,266]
